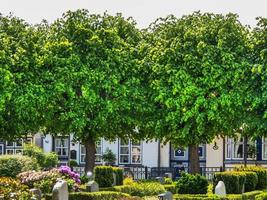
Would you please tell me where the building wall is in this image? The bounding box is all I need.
[206,137,224,168]
[160,142,170,167]
[142,140,159,167]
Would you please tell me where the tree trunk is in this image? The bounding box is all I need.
[84,136,96,174]
[189,144,200,174]
[243,135,248,167]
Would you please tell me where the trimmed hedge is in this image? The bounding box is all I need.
[113,167,123,186]
[176,173,209,194]
[235,166,267,190]
[113,182,166,197]
[213,172,247,194]
[45,191,129,200]
[256,192,267,200]
[164,184,176,194]
[243,172,258,192]
[0,155,39,178]
[173,191,263,200]
[94,166,114,187]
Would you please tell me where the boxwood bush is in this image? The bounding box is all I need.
[94,166,114,187]
[176,173,208,194]
[113,167,123,186]
[45,191,129,200]
[235,166,267,190]
[243,172,258,192]
[256,192,267,200]
[213,172,247,194]
[0,155,39,178]
[113,182,166,197]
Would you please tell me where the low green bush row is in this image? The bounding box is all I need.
[256,192,267,200]
[213,171,250,194]
[102,182,166,197]
[45,191,129,200]
[164,184,176,194]
[173,190,263,200]
[235,166,267,190]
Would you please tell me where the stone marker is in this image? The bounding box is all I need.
[215,181,226,196]
[155,177,164,184]
[30,188,42,200]
[86,181,99,192]
[164,173,172,179]
[158,192,173,200]
[52,179,68,200]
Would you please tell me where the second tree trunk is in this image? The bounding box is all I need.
[188,144,200,174]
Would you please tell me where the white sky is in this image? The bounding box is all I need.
[1,0,267,28]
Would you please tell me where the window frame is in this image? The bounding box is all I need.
[55,138,69,157]
[262,137,267,160]
[119,139,142,165]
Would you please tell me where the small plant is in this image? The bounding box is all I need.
[164,177,173,184]
[123,177,134,185]
[176,173,208,194]
[69,159,78,170]
[80,175,90,184]
[102,148,116,165]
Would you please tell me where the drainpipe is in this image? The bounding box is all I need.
[158,140,161,167]
[223,137,225,170]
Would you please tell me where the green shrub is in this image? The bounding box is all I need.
[173,194,220,200]
[164,177,173,184]
[213,172,247,194]
[45,191,129,200]
[23,144,58,169]
[80,175,90,184]
[256,192,267,200]
[0,155,39,178]
[94,166,114,187]
[235,166,267,190]
[242,191,263,200]
[176,173,208,194]
[0,177,33,200]
[243,172,258,192]
[113,182,166,197]
[164,184,176,193]
[113,167,123,186]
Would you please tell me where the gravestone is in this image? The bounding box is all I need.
[155,176,164,184]
[158,192,173,200]
[30,188,42,200]
[52,179,68,200]
[215,181,226,197]
[86,181,99,192]
[164,173,172,179]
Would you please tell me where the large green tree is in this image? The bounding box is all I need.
[145,12,251,173]
[0,14,47,140]
[39,10,147,173]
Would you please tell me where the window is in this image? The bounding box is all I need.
[131,141,141,164]
[119,139,130,164]
[225,136,256,160]
[6,149,14,155]
[0,144,3,155]
[198,145,205,159]
[119,139,142,164]
[6,141,14,147]
[55,138,69,156]
[174,147,185,158]
[263,137,267,160]
[80,140,102,163]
